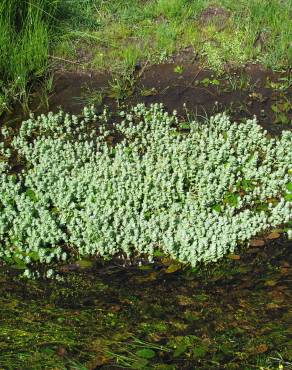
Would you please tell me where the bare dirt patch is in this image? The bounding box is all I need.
[1,63,291,137]
[198,6,231,31]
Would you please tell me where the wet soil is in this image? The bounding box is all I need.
[130,63,292,135]
[1,63,291,136]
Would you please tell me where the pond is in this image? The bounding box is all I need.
[0,62,291,370]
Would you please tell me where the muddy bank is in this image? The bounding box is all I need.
[131,63,292,135]
[1,63,291,136]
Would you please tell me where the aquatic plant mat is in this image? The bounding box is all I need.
[0,104,291,276]
[0,237,291,369]
[1,100,292,368]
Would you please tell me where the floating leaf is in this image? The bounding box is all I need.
[180,122,191,129]
[25,189,37,202]
[161,257,174,266]
[192,344,209,358]
[173,343,188,358]
[256,203,269,211]
[151,364,176,370]
[174,65,184,74]
[274,112,289,124]
[135,348,156,359]
[279,101,292,112]
[227,254,240,260]
[266,197,279,205]
[28,251,40,262]
[271,228,283,233]
[139,264,153,271]
[165,263,182,273]
[12,262,27,270]
[223,192,240,207]
[153,249,164,257]
[267,232,280,240]
[249,239,265,247]
[10,255,27,270]
[241,179,254,191]
[135,271,159,283]
[195,294,208,302]
[76,259,94,269]
[265,280,278,287]
[201,78,220,86]
[51,207,59,214]
[286,183,292,192]
[141,87,158,97]
[284,193,292,201]
[271,104,280,113]
[201,78,211,86]
[212,203,222,213]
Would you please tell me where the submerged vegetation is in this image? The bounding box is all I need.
[0,104,291,276]
[0,237,291,369]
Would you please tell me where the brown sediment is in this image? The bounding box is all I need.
[1,63,291,137]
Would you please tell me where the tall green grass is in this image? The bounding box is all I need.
[0,0,59,113]
[58,0,291,76]
[0,0,291,115]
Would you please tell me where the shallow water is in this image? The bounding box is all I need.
[0,236,291,369]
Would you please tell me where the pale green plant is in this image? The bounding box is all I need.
[0,104,291,277]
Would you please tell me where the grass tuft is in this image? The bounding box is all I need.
[0,0,60,114]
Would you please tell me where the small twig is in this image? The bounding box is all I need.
[136,59,150,79]
[189,68,202,86]
[178,68,202,96]
[49,55,82,65]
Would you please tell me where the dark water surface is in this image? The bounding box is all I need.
[0,236,291,369]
